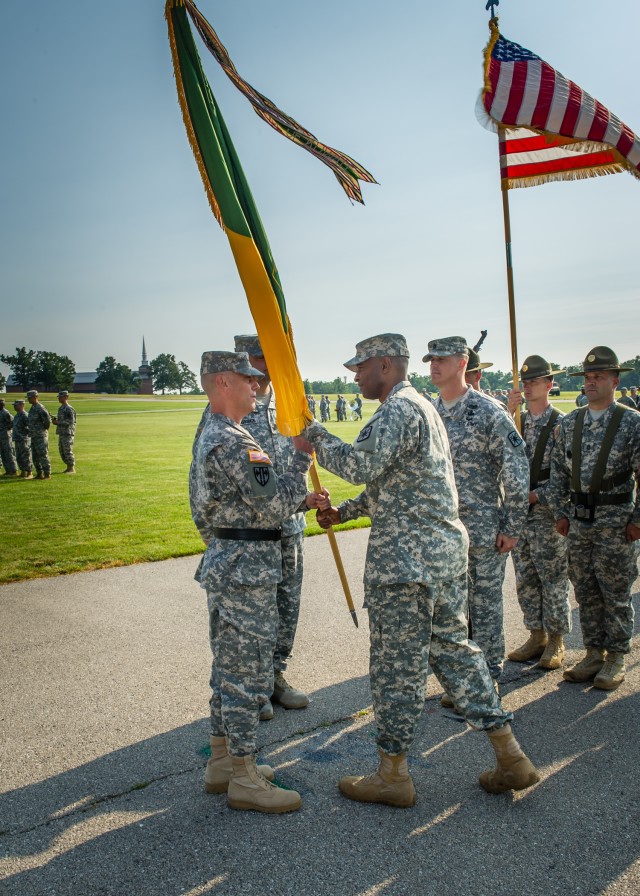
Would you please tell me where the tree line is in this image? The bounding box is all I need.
[0,348,200,395]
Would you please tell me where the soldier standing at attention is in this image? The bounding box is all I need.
[575,387,588,407]
[618,387,638,410]
[630,386,639,409]
[426,337,529,690]
[26,390,51,480]
[464,349,493,393]
[190,350,327,813]
[550,347,640,690]
[0,398,18,477]
[304,333,539,807]
[52,390,77,473]
[506,356,571,670]
[12,399,33,479]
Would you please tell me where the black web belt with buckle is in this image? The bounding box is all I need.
[570,491,633,522]
[213,527,282,542]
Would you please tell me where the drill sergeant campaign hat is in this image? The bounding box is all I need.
[200,351,264,378]
[466,348,493,373]
[519,355,565,381]
[568,346,633,376]
[343,333,410,372]
[234,334,264,357]
[422,336,470,363]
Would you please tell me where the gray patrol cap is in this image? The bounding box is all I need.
[13,399,25,406]
[234,334,264,357]
[422,337,469,363]
[344,333,409,372]
[200,351,264,378]
[58,390,69,398]
[26,390,38,398]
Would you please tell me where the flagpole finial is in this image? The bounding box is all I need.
[485,0,499,19]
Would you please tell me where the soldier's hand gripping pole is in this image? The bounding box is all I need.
[309,460,358,628]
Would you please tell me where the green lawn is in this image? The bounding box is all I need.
[0,391,582,584]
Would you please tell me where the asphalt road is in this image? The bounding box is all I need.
[1,529,639,896]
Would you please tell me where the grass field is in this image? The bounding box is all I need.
[0,391,579,584]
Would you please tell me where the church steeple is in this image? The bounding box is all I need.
[138,337,153,395]
[141,337,148,365]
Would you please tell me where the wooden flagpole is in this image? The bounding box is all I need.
[498,126,522,432]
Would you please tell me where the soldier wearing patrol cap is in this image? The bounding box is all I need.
[550,346,640,690]
[0,398,18,476]
[12,399,33,478]
[303,333,539,808]
[426,337,529,692]
[189,350,328,813]
[506,356,571,670]
[26,390,52,479]
[618,387,638,410]
[52,390,77,473]
[194,334,311,718]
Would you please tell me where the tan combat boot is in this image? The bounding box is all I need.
[259,698,274,721]
[272,672,309,709]
[204,736,274,794]
[339,749,417,807]
[21,471,34,479]
[63,465,76,474]
[592,653,625,691]
[35,472,44,480]
[508,630,548,662]
[538,633,565,670]
[479,724,541,794]
[563,648,605,682]
[227,754,301,813]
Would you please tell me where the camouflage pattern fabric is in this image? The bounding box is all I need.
[618,396,639,410]
[550,402,640,654]
[56,403,76,466]
[190,410,311,754]
[304,381,511,755]
[28,403,51,476]
[194,390,306,673]
[0,408,17,474]
[512,405,571,634]
[12,409,32,474]
[434,387,529,679]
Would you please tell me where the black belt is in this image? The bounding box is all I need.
[570,492,632,508]
[213,527,281,542]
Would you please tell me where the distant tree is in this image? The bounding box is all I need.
[36,351,76,392]
[150,353,181,394]
[95,356,140,394]
[0,371,6,392]
[0,347,40,390]
[176,361,197,394]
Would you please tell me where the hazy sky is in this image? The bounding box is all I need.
[2,0,639,385]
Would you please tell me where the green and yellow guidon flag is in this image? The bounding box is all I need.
[165,0,376,435]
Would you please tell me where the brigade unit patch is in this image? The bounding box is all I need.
[355,417,380,452]
[508,430,524,449]
[246,450,276,496]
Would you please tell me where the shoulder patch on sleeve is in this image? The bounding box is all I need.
[245,450,276,496]
[507,429,524,449]
[355,417,380,452]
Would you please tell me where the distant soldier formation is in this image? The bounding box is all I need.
[188,330,639,815]
[0,390,77,479]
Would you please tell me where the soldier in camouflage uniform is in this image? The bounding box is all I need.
[464,349,493,393]
[194,334,311,719]
[506,356,571,670]
[426,337,529,687]
[12,399,33,478]
[550,346,640,691]
[618,387,638,410]
[0,398,18,476]
[190,350,328,813]
[26,390,51,480]
[52,390,77,473]
[305,333,539,808]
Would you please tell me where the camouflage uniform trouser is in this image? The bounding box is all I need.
[273,531,304,673]
[58,430,75,466]
[31,432,51,476]
[512,511,571,635]
[367,577,512,756]
[207,583,278,756]
[0,432,17,474]
[567,521,636,655]
[14,437,32,474]
[468,546,507,681]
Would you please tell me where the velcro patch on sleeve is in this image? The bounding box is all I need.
[355,417,380,452]
[248,450,272,465]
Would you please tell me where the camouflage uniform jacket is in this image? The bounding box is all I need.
[12,410,30,442]
[193,391,305,537]
[434,387,529,547]
[0,408,13,434]
[305,381,469,586]
[189,411,312,590]
[521,404,564,517]
[27,403,51,435]
[55,403,76,432]
[618,396,639,411]
[549,402,640,528]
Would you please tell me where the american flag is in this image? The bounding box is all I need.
[481,20,640,188]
